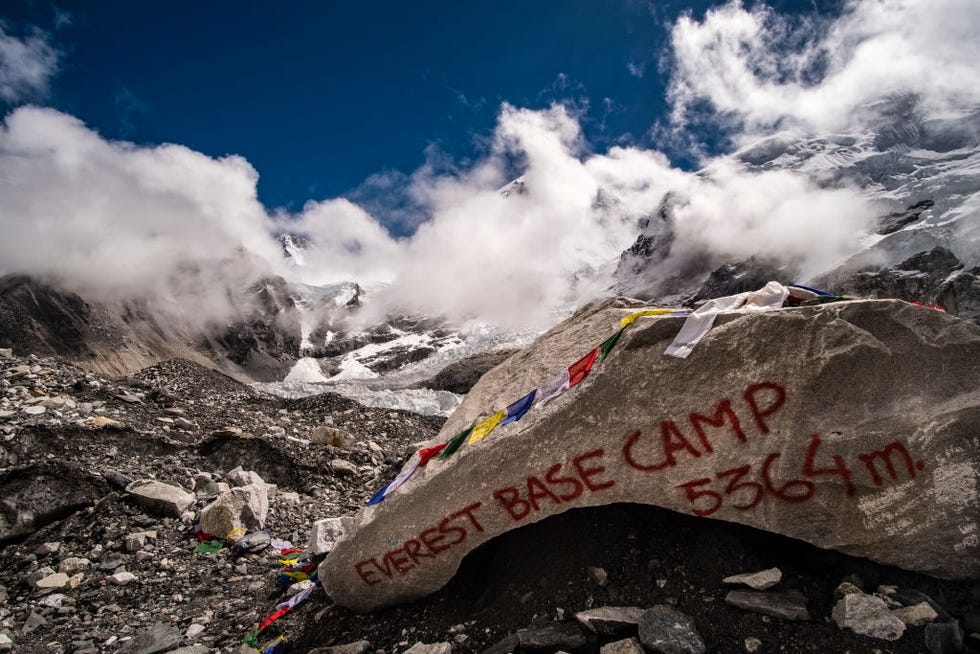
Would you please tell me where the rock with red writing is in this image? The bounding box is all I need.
[319,298,980,612]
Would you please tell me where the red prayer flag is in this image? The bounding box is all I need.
[418,443,448,467]
[259,606,290,631]
[567,348,599,388]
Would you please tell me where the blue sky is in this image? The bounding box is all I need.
[2,1,838,225]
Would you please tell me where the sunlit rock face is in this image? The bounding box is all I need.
[320,298,980,612]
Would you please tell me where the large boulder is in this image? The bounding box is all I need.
[319,299,980,612]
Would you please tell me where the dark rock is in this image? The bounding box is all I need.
[832,593,904,640]
[481,633,519,654]
[120,622,181,654]
[421,349,518,395]
[516,622,593,651]
[104,470,134,490]
[574,606,644,637]
[692,258,792,305]
[925,621,965,654]
[878,199,934,235]
[725,590,810,621]
[637,605,706,654]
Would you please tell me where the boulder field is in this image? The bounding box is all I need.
[319,298,980,612]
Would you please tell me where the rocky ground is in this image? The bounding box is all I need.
[1,348,978,654]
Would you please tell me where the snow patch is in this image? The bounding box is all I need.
[283,357,330,383]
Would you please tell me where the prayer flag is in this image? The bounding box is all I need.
[418,443,447,467]
[620,308,677,328]
[501,389,536,425]
[382,459,420,498]
[365,482,390,506]
[534,368,570,408]
[568,348,599,388]
[439,426,473,460]
[468,409,506,444]
[258,607,290,631]
[599,328,624,361]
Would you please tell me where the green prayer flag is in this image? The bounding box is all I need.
[194,540,223,554]
[439,426,473,460]
[599,328,625,360]
[243,630,260,647]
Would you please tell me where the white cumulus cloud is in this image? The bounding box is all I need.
[0,25,59,103]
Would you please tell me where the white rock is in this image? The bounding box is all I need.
[312,426,355,448]
[0,348,12,358]
[0,632,13,651]
[228,469,264,488]
[832,593,906,641]
[33,573,69,592]
[58,557,91,574]
[199,484,269,537]
[331,458,358,476]
[308,517,347,555]
[185,623,206,640]
[22,405,45,415]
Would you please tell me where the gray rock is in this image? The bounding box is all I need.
[743,637,762,653]
[722,567,782,590]
[227,469,264,488]
[125,480,195,518]
[403,643,452,654]
[199,483,268,537]
[21,611,46,634]
[232,530,271,552]
[22,405,45,415]
[637,605,706,654]
[725,590,810,621]
[575,606,644,637]
[0,633,13,652]
[125,532,147,552]
[892,601,939,626]
[600,637,645,654]
[35,541,60,555]
[26,566,56,587]
[0,348,12,358]
[320,300,980,611]
[924,621,965,654]
[165,647,209,654]
[481,634,519,654]
[587,566,609,587]
[833,582,865,599]
[306,640,372,654]
[832,593,905,641]
[308,517,348,555]
[517,622,592,650]
[120,622,181,654]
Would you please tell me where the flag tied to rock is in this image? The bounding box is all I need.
[468,409,506,444]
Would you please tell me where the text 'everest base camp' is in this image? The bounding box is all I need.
[322,297,980,612]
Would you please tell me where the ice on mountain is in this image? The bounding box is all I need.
[283,357,330,383]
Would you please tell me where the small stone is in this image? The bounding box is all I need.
[834,582,865,599]
[587,566,609,587]
[108,571,138,586]
[723,567,782,591]
[91,416,123,429]
[21,611,46,634]
[0,633,13,652]
[22,405,45,415]
[725,590,810,621]
[832,593,905,641]
[26,566,56,587]
[185,623,206,640]
[125,532,147,552]
[233,530,271,552]
[517,622,592,651]
[120,622,180,654]
[924,621,965,654]
[308,517,347,555]
[114,393,142,404]
[600,637,645,654]
[0,348,11,358]
[744,637,762,653]
[331,458,358,476]
[575,606,644,637]
[35,541,61,556]
[638,605,706,654]
[402,643,452,654]
[39,593,65,608]
[33,572,70,593]
[892,602,939,627]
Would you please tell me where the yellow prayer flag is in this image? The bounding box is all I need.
[467,409,506,445]
[619,308,677,328]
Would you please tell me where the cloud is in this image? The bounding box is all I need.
[667,0,980,138]
[0,107,285,328]
[626,61,646,79]
[0,25,59,103]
